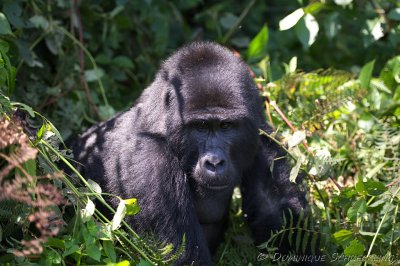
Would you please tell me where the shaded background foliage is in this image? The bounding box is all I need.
[2,0,399,137]
[0,0,400,265]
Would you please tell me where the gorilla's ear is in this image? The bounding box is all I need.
[164,90,172,109]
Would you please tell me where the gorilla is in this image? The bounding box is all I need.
[73,42,306,265]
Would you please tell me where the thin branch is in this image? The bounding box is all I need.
[221,0,257,43]
[72,0,101,121]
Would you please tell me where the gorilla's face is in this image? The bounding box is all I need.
[178,69,260,194]
[187,118,241,191]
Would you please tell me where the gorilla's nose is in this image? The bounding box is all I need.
[202,154,226,174]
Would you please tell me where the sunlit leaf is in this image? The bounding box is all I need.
[124,198,141,215]
[289,160,302,183]
[334,0,353,6]
[295,14,319,48]
[333,229,352,243]
[288,130,306,149]
[359,60,375,89]
[279,8,304,31]
[80,199,95,223]
[246,25,268,60]
[112,200,126,230]
[344,239,365,256]
[87,179,102,194]
[114,261,130,266]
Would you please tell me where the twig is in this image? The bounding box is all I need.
[386,176,400,188]
[244,60,312,154]
[72,0,101,121]
[221,0,257,44]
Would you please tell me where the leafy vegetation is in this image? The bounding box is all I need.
[0,0,399,265]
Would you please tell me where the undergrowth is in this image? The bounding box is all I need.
[1,1,400,265]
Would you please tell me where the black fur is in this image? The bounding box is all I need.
[73,42,306,265]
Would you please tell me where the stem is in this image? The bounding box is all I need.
[222,0,257,43]
[365,185,400,265]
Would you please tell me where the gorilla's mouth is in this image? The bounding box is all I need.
[205,183,230,190]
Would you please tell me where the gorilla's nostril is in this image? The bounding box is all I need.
[204,157,226,173]
[205,160,216,172]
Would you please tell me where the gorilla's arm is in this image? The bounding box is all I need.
[126,137,211,264]
[241,125,307,247]
[74,113,211,265]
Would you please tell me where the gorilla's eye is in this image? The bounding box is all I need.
[194,120,209,131]
[220,121,233,130]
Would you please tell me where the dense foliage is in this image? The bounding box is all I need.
[0,0,399,265]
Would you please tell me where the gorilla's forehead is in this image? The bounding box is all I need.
[181,68,248,114]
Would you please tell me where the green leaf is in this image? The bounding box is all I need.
[359,60,375,89]
[22,159,36,177]
[123,198,141,216]
[344,239,365,256]
[47,119,64,144]
[246,25,268,60]
[87,179,102,194]
[112,261,131,266]
[37,123,46,140]
[0,93,12,113]
[295,14,319,48]
[12,102,35,117]
[324,12,340,39]
[3,2,24,28]
[364,180,386,196]
[29,15,49,29]
[0,42,16,95]
[279,8,304,31]
[355,176,365,194]
[86,243,101,261]
[388,8,400,21]
[160,243,174,255]
[85,68,105,82]
[0,13,12,35]
[347,199,366,222]
[333,229,353,243]
[112,56,134,69]
[103,241,117,262]
[303,2,324,14]
[63,243,80,257]
[138,260,152,266]
[45,237,65,249]
[219,13,238,29]
[99,105,116,120]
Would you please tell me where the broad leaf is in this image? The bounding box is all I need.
[247,25,268,60]
[279,8,304,31]
[359,60,375,89]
